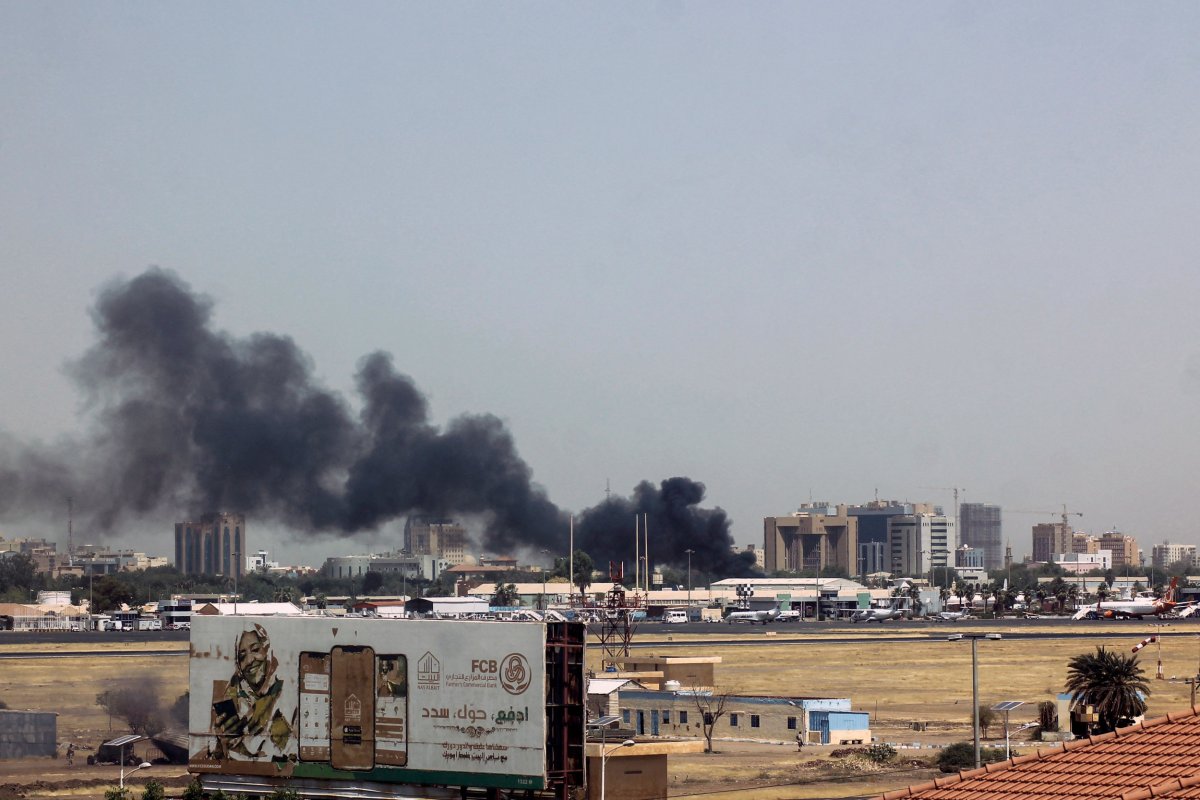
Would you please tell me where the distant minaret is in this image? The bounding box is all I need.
[67,496,74,564]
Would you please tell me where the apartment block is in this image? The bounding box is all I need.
[403,516,470,565]
[1097,531,1138,571]
[1152,542,1197,569]
[888,513,957,578]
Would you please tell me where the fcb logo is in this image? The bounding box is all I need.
[499,653,531,695]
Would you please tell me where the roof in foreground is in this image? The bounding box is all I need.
[877,706,1200,800]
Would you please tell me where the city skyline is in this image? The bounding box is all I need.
[2,5,1199,565]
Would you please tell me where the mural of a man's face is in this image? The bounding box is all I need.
[236,626,271,691]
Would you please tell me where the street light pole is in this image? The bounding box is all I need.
[949,633,1001,769]
[119,760,151,791]
[599,738,635,800]
[685,549,694,611]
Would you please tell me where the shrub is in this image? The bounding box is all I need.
[142,780,165,800]
[863,743,896,764]
[268,788,300,800]
[937,742,1007,773]
[104,789,129,800]
[181,778,205,800]
[977,706,997,737]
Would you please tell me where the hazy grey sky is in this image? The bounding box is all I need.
[3,3,1199,564]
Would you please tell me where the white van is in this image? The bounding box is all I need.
[663,609,689,624]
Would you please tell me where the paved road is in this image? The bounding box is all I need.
[0,629,189,645]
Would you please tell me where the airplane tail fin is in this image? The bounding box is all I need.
[1072,607,1090,620]
[1168,577,1179,603]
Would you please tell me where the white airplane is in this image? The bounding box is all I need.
[850,601,905,623]
[935,610,973,622]
[1073,577,1185,620]
[726,605,781,624]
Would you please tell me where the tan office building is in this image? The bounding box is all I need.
[763,505,857,574]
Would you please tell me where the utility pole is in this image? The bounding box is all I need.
[685,549,694,610]
[66,496,74,566]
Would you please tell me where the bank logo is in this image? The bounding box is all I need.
[499,653,531,695]
[418,651,441,690]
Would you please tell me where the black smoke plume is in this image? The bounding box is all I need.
[574,477,756,576]
[0,269,743,571]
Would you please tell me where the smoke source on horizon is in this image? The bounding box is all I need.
[0,269,751,574]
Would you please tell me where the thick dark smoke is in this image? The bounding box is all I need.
[0,269,743,570]
[574,477,756,576]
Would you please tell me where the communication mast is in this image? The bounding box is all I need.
[596,560,643,670]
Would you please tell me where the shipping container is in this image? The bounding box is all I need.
[188,615,584,799]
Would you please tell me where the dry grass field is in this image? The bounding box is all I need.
[2,622,1197,799]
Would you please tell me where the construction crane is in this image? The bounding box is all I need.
[920,486,966,526]
[1010,504,1083,529]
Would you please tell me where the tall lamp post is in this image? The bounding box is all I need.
[684,549,694,612]
[120,760,152,791]
[949,632,1001,769]
[599,738,634,800]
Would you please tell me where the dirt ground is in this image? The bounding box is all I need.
[2,623,1196,799]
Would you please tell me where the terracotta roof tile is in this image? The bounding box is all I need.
[872,706,1200,800]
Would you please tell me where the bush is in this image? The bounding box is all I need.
[863,743,896,764]
[937,742,1007,773]
[142,780,165,800]
[181,778,205,800]
[104,789,129,800]
[268,789,300,800]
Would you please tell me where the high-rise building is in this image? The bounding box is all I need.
[888,513,957,578]
[404,516,470,565]
[846,501,938,549]
[763,504,858,574]
[1031,523,1074,563]
[1071,532,1098,554]
[958,503,1002,570]
[1097,531,1138,571]
[1151,542,1197,569]
[174,512,245,577]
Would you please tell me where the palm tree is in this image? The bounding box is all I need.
[1066,583,1080,612]
[1065,646,1150,734]
[906,583,923,617]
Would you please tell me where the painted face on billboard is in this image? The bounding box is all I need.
[209,623,294,762]
[237,625,273,692]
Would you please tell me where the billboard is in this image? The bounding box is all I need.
[188,615,571,794]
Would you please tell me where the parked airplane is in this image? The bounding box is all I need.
[935,610,973,622]
[850,601,906,623]
[1073,577,1184,620]
[726,605,781,624]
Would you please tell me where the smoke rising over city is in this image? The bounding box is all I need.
[0,269,746,573]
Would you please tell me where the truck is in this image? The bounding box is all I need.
[188,614,584,799]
